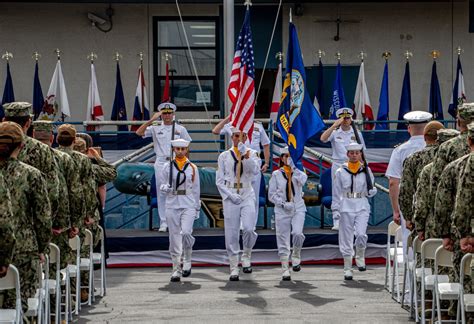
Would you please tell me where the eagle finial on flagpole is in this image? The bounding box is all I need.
[244,0,252,8]
[430,50,440,60]
[162,52,172,62]
[317,49,325,60]
[138,52,144,66]
[87,52,98,63]
[32,52,41,61]
[335,51,342,62]
[456,46,463,56]
[54,49,61,60]
[114,52,122,62]
[404,50,413,61]
[2,52,13,62]
[359,51,366,62]
[382,51,391,61]
[275,52,283,63]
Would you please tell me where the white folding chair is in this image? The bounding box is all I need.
[80,229,94,307]
[44,243,62,324]
[65,235,81,316]
[391,227,405,302]
[409,236,433,322]
[385,221,402,292]
[0,265,22,324]
[92,225,106,299]
[25,260,45,323]
[420,239,447,324]
[459,253,473,324]
[434,246,461,323]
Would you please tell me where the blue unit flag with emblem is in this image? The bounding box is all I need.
[276,22,325,170]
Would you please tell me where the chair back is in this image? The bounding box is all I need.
[48,243,60,265]
[69,235,80,251]
[387,221,400,237]
[460,253,473,286]
[0,264,20,290]
[421,238,443,261]
[84,229,93,247]
[413,236,423,254]
[434,246,454,271]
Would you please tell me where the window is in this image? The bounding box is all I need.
[153,17,219,111]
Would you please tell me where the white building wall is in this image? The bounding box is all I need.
[0,1,472,123]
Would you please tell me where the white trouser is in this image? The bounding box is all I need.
[154,162,167,227]
[223,197,258,258]
[251,171,262,219]
[338,211,369,258]
[275,209,305,258]
[330,161,343,221]
[166,208,196,258]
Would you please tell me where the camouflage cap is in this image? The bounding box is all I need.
[57,124,76,138]
[437,128,460,144]
[33,120,53,132]
[0,121,24,144]
[423,121,444,137]
[467,122,474,140]
[458,103,474,122]
[73,137,87,153]
[3,102,32,118]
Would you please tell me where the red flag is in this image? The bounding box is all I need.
[162,61,170,103]
[269,61,282,125]
[86,63,104,131]
[353,62,375,130]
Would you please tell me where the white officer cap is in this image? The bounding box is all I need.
[157,102,177,113]
[280,146,289,155]
[171,139,190,148]
[403,111,432,124]
[230,126,246,135]
[336,107,354,118]
[345,142,363,151]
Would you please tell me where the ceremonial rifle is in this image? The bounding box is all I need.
[351,121,373,191]
[169,116,176,187]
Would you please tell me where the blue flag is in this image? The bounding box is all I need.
[111,62,128,132]
[313,58,325,117]
[32,62,44,120]
[329,61,347,119]
[276,22,325,170]
[448,56,466,118]
[1,62,15,119]
[397,61,412,130]
[375,61,389,130]
[429,60,443,120]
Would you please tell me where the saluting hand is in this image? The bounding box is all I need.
[151,111,162,121]
[332,117,344,128]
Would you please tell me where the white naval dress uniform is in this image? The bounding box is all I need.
[268,166,307,267]
[160,159,200,275]
[324,127,365,223]
[221,122,270,216]
[143,123,192,228]
[386,135,425,256]
[332,163,376,260]
[216,146,260,273]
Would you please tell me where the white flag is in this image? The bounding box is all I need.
[86,63,104,129]
[270,62,282,124]
[353,62,375,130]
[39,60,70,121]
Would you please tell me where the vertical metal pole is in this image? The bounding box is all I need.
[224,0,234,118]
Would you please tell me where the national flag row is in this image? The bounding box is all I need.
[270,54,467,130]
[0,58,174,131]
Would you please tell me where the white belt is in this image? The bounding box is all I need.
[172,190,187,196]
[345,192,364,199]
[156,156,171,162]
[226,181,250,189]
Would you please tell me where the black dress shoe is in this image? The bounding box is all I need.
[344,275,353,281]
[229,275,239,281]
[292,265,301,272]
[170,276,181,282]
[182,269,192,277]
[242,267,252,274]
[357,266,366,272]
[282,275,291,281]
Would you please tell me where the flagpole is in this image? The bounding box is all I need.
[114,52,122,122]
[138,52,145,120]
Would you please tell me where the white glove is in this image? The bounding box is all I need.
[283,202,294,211]
[332,211,340,220]
[194,207,201,220]
[238,142,247,155]
[229,193,242,205]
[287,157,297,170]
[368,188,377,197]
[159,184,173,194]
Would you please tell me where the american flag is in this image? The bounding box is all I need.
[228,8,255,140]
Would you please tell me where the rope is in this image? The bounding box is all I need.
[255,0,283,103]
[174,0,220,152]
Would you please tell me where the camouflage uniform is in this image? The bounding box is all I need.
[0,173,15,267]
[3,103,60,222]
[400,143,439,223]
[413,129,460,238]
[0,157,52,310]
